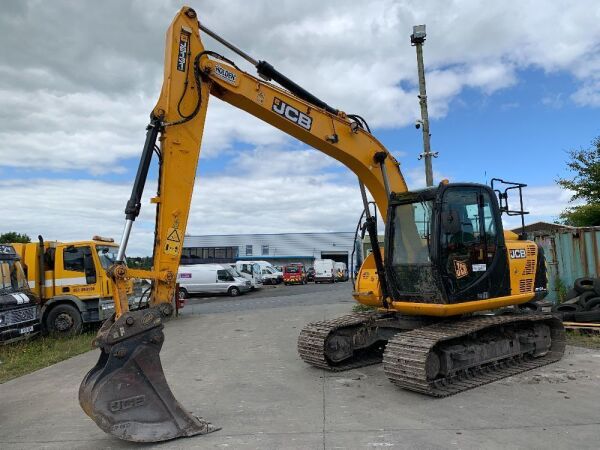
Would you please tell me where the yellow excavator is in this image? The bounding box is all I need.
[78,6,565,443]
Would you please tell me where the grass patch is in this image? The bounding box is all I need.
[566,330,600,349]
[352,303,377,313]
[0,331,96,384]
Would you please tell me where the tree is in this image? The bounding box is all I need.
[0,232,31,244]
[557,137,600,226]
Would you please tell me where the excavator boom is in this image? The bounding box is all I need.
[79,6,403,442]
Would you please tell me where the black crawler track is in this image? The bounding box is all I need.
[383,314,565,397]
[298,312,565,397]
[297,312,385,371]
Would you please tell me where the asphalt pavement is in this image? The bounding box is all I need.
[181,280,351,314]
[1,283,600,449]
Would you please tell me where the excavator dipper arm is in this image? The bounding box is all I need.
[79,6,405,442]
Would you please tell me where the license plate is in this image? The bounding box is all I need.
[20,325,34,334]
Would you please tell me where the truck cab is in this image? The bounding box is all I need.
[12,236,133,335]
[0,244,41,343]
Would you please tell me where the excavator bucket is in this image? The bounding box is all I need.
[79,308,219,442]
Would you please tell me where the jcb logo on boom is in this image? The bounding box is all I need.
[272,98,312,131]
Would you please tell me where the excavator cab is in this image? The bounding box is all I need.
[386,183,510,304]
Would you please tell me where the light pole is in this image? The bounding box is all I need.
[411,24,438,187]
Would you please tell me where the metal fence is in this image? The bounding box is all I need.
[527,227,600,302]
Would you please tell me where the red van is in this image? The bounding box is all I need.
[283,263,307,285]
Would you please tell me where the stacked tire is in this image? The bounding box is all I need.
[553,277,600,322]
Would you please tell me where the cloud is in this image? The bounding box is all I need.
[403,166,449,189]
[0,145,574,256]
[2,0,600,174]
[571,80,600,107]
[0,89,152,173]
[0,0,595,248]
[502,184,577,229]
[0,149,365,255]
[229,146,343,176]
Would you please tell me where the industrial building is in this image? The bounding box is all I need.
[182,231,360,269]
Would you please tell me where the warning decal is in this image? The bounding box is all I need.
[166,227,181,243]
[164,227,181,256]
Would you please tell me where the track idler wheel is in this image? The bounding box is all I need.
[78,308,219,442]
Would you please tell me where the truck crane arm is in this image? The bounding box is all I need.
[79,6,405,442]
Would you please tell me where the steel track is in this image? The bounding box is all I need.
[298,312,565,397]
[383,314,565,397]
[297,312,385,371]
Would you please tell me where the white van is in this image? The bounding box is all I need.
[233,261,263,290]
[177,264,251,298]
[244,260,283,285]
[334,262,349,282]
[314,259,336,283]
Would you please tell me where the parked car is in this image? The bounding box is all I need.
[334,262,349,282]
[306,267,316,282]
[0,244,41,343]
[314,259,336,283]
[177,264,251,298]
[283,263,307,285]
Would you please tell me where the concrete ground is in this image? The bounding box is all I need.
[1,283,600,449]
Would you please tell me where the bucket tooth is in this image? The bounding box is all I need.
[79,308,219,442]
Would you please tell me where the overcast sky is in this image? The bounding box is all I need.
[1,0,599,255]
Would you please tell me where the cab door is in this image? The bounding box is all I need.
[58,245,99,298]
[437,185,510,302]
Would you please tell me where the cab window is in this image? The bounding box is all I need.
[0,260,28,291]
[217,270,234,281]
[64,247,85,272]
[63,246,96,284]
[439,188,498,294]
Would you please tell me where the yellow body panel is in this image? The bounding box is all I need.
[389,293,534,316]
[505,238,539,297]
[352,252,383,307]
[353,237,541,316]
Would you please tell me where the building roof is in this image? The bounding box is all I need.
[183,231,357,259]
[513,221,574,233]
[184,231,354,238]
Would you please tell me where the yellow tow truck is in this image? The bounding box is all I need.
[12,236,132,334]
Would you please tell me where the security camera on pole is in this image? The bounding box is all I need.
[411,24,438,187]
